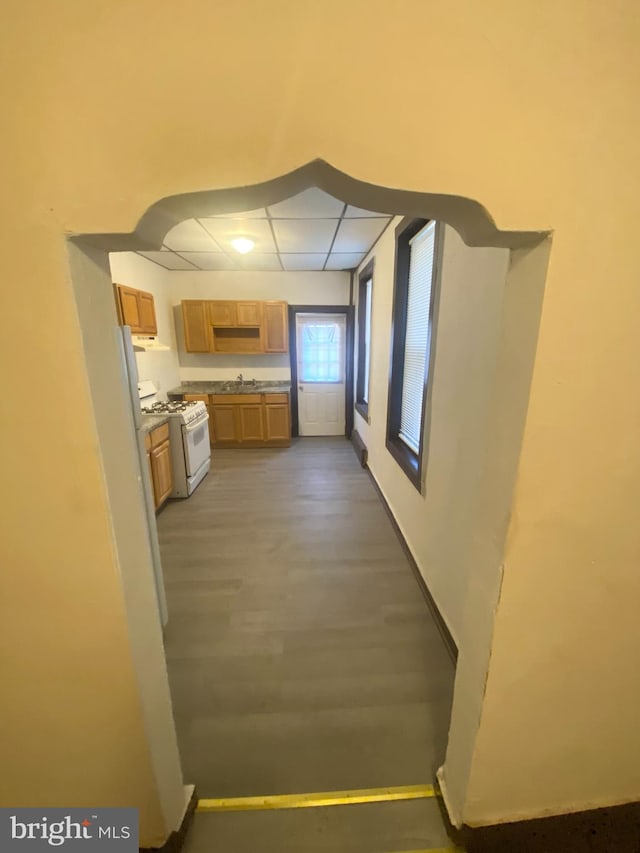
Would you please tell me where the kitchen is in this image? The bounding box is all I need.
[109,188,390,516]
[107,189,390,635]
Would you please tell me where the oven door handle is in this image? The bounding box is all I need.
[184,412,209,432]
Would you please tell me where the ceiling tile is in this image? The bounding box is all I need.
[324,252,366,270]
[163,219,221,252]
[209,207,267,219]
[176,252,239,270]
[238,253,282,271]
[138,251,198,270]
[332,218,389,253]
[280,253,327,271]
[272,219,338,253]
[344,205,388,218]
[268,188,345,219]
[200,218,276,253]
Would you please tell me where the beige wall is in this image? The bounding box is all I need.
[109,252,181,399]
[2,0,639,835]
[167,269,350,382]
[68,243,186,843]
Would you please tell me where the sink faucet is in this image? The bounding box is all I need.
[237,373,244,385]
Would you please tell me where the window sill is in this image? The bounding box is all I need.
[385,435,422,492]
[355,400,370,424]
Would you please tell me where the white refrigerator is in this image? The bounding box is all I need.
[118,325,169,627]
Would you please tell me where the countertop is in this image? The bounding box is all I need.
[168,381,291,398]
[139,414,170,434]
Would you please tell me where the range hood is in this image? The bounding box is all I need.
[132,335,171,352]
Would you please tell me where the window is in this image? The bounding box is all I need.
[386,218,441,489]
[298,318,344,383]
[355,260,374,420]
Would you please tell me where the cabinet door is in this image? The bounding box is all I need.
[117,285,142,331]
[151,440,173,508]
[147,450,154,495]
[239,404,265,441]
[184,394,214,445]
[208,301,237,327]
[138,290,158,335]
[211,405,238,443]
[264,405,290,441]
[182,301,211,352]
[262,301,288,352]
[236,301,261,326]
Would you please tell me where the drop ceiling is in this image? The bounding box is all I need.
[138,188,392,272]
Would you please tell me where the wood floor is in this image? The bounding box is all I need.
[158,437,455,810]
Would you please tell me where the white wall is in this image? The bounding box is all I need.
[355,221,509,645]
[109,253,181,399]
[166,270,350,382]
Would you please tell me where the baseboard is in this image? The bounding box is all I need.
[351,429,368,467]
[365,466,458,664]
[461,800,640,852]
[140,786,198,853]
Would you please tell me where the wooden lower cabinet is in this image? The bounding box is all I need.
[209,393,290,447]
[239,404,265,441]
[147,423,173,509]
[264,403,290,442]
[211,404,238,442]
[151,440,173,508]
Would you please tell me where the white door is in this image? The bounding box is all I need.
[296,313,346,436]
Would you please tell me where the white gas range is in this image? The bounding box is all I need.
[139,384,211,498]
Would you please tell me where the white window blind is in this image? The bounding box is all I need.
[363,278,372,403]
[399,221,436,453]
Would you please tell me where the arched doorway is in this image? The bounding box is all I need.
[68,160,550,843]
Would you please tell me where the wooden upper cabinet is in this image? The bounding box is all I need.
[115,284,158,335]
[117,285,141,328]
[181,300,288,354]
[182,300,210,352]
[262,302,289,353]
[208,301,237,327]
[236,301,261,326]
[137,290,157,334]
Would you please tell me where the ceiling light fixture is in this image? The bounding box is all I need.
[231,237,255,254]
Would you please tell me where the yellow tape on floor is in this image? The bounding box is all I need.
[197,783,438,812]
[386,849,464,853]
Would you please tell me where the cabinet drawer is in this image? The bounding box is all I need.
[210,394,262,404]
[263,393,289,404]
[150,422,170,448]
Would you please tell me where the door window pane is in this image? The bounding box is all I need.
[300,322,343,383]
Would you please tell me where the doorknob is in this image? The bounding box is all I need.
[299,385,303,391]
